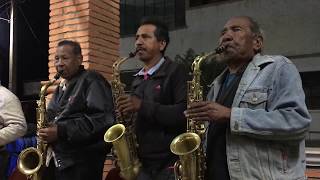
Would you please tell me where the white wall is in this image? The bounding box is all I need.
[120,0,320,71]
[120,0,320,138]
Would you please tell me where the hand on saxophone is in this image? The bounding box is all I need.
[38,124,58,143]
[116,94,142,116]
[185,101,231,123]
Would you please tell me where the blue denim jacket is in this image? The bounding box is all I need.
[207,54,311,180]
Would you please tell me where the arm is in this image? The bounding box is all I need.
[138,65,188,127]
[57,76,115,144]
[230,62,311,141]
[0,97,27,145]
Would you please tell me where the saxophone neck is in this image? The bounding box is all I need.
[111,52,136,124]
[39,72,62,100]
[192,46,225,72]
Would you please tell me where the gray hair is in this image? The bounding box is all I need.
[236,16,264,53]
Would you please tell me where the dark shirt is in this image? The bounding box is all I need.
[206,71,243,180]
[131,58,188,171]
[47,66,115,170]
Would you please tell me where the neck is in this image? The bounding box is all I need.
[228,58,251,74]
[144,54,163,71]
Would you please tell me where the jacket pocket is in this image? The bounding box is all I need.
[240,90,267,109]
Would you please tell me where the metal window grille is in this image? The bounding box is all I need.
[120,0,185,36]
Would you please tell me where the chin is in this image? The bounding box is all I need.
[216,54,230,63]
[60,73,68,79]
[138,56,148,62]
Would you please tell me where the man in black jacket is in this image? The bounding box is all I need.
[38,40,114,180]
[117,17,188,180]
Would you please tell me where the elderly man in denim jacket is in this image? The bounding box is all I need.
[186,16,311,180]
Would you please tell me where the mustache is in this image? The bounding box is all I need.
[219,42,238,51]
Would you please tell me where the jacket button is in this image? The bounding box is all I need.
[252,97,258,102]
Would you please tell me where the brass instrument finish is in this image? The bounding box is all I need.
[170,47,224,180]
[104,53,141,180]
[17,72,62,180]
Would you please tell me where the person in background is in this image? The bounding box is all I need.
[0,84,27,180]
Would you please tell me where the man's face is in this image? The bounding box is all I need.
[217,17,262,64]
[135,24,166,62]
[54,45,82,80]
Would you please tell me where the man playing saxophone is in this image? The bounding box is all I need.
[38,40,115,180]
[185,16,311,180]
[117,17,188,180]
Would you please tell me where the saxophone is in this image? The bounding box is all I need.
[170,46,225,180]
[17,72,62,180]
[104,52,141,180]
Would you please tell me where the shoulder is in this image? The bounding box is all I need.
[163,57,187,74]
[253,54,295,70]
[0,86,19,108]
[82,70,106,82]
[81,70,111,89]
[257,55,300,82]
[266,55,298,74]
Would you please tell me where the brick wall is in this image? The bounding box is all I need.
[48,0,120,80]
[48,0,120,179]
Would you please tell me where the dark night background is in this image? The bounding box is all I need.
[0,0,49,100]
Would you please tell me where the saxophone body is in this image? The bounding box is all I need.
[104,53,141,180]
[170,46,225,180]
[17,72,62,180]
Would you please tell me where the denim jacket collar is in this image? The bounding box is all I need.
[208,54,274,103]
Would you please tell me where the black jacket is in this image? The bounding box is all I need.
[131,58,187,169]
[47,66,115,170]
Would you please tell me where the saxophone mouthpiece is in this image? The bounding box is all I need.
[54,70,63,80]
[215,46,225,54]
[129,51,137,58]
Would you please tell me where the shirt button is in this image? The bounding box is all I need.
[252,97,258,102]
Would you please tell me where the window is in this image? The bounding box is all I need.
[301,71,320,110]
[301,71,320,147]
[189,0,229,7]
[120,0,185,36]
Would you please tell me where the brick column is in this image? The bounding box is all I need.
[48,0,120,80]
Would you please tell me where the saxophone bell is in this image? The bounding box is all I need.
[170,132,201,180]
[17,72,61,180]
[104,53,141,180]
[171,50,210,180]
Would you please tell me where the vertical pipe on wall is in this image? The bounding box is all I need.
[8,0,16,93]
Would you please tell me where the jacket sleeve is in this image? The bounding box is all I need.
[57,76,115,144]
[138,64,188,128]
[0,96,27,145]
[230,62,311,141]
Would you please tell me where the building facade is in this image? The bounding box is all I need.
[119,0,320,147]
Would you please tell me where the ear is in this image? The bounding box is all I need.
[159,40,167,52]
[253,35,263,53]
[77,54,83,65]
